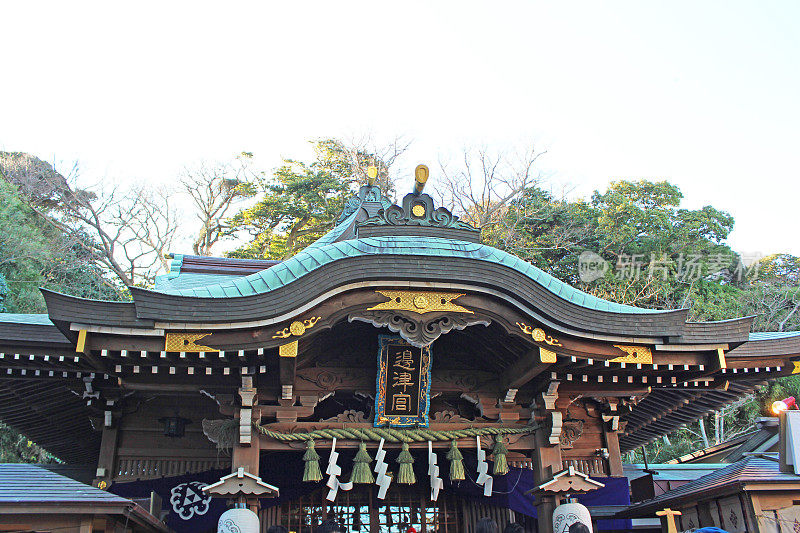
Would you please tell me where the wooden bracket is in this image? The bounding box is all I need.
[239,376,257,445]
[498,401,522,423]
[541,381,560,410]
[477,395,501,420]
[548,411,563,445]
[602,414,620,431]
[239,408,252,445]
[540,381,561,445]
[656,508,682,533]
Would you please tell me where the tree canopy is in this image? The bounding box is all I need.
[0,180,122,313]
[227,138,402,260]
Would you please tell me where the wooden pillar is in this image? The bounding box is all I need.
[234,376,262,518]
[532,416,563,533]
[603,425,623,477]
[232,435,261,475]
[94,424,119,487]
[79,516,93,533]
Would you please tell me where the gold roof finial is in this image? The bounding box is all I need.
[367,165,378,186]
[414,164,429,195]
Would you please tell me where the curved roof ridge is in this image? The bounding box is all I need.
[748,330,800,340]
[156,235,667,315]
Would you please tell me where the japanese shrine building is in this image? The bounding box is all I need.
[0,171,799,533]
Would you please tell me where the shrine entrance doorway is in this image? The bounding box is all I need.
[260,484,531,532]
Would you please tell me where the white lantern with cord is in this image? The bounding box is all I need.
[553,499,593,533]
[218,504,259,533]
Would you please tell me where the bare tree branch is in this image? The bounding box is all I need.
[180,153,257,256]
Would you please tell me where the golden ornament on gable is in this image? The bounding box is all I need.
[368,290,473,314]
[164,332,218,352]
[610,345,653,364]
[272,316,321,339]
[413,295,430,309]
[516,322,562,346]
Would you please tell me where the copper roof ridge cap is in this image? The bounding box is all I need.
[685,315,756,325]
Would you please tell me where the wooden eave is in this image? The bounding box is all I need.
[0,502,170,532]
[0,281,792,462]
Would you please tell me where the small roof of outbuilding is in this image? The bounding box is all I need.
[0,463,170,531]
[623,455,800,517]
[0,463,130,504]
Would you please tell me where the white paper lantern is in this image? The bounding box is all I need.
[553,501,593,533]
[218,506,259,533]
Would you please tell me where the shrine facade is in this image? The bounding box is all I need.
[0,168,798,533]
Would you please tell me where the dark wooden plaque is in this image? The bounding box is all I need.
[374,336,431,427]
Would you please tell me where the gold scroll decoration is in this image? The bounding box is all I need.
[272,317,321,339]
[367,290,473,315]
[165,332,218,352]
[517,323,562,346]
[610,345,652,364]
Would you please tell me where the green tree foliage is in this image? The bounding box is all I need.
[742,254,800,332]
[228,139,398,260]
[0,422,55,463]
[582,181,736,314]
[0,273,8,313]
[482,187,596,283]
[0,180,121,462]
[484,180,799,462]
[485,180,740,317]
[0,181,122,313]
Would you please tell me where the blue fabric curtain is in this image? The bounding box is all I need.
[111,450,631,532]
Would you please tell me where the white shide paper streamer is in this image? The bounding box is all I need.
[326,437,354,501]
[428,441,444,501]
[373,438,392,499]
[475,436,494,497]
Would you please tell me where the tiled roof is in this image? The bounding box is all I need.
[0,463,130,504]
[625,455,800,516]
[624,463,729,482]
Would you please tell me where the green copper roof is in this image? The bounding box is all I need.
[748,331,800,341]
[156,272,241,291]
[0,313,54,325]
[158,235,663,314]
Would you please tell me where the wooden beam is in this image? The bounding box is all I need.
[279,353,297,400]
[501,349,551,390]
[94,425,118,488]
[559,383,650,395]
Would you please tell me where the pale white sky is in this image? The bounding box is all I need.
[1,1,798,256]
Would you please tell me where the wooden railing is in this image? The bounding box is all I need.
[114,457,230,481]
[562,458,607,476]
